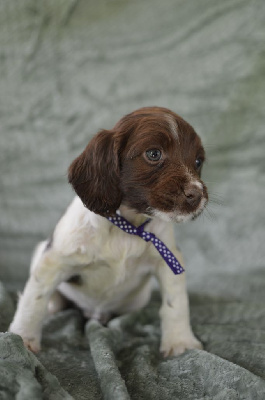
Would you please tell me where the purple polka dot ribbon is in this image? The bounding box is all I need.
[107,214,184,275]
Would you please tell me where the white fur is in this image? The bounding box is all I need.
[9,196,202,355]
[192,181,203,190]
[152,194,206,223]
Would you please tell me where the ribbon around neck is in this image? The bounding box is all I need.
[107,213,184,275]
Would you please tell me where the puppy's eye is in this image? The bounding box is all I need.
[195,158,203,169]
[146,149,162,162]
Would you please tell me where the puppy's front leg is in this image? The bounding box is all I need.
[155,248,202,357]
[9,250,69,352]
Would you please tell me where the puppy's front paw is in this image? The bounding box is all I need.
[22,336,41,353]
[160,334,203,357]
[9,325,41,353]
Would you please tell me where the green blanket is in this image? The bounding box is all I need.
[1,281,265,399]
[1,0,265,398]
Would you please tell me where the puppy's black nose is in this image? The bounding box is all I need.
[184,186,202,207]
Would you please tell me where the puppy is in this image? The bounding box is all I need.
[9,106,208,356]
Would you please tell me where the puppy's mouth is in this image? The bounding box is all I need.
[189,196,208,220]
[147,197,208,223]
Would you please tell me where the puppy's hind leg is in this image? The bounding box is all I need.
[116,274,155,314]
[48,290,68,315]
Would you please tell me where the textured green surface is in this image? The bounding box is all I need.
[0,331,73,400]
[1,289,265,399]
[1,0,265,398]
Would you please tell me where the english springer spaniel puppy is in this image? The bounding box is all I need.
[10,107,208,356]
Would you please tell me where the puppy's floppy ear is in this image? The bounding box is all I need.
[68,130,122,216]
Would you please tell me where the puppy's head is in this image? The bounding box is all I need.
[68,107,208,222]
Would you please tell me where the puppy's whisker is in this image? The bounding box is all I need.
[204,210,214,222]
[208,200,222,208]
[209,191,224,198]
[202,211,211,223]
[208,191,224,207]
[205,204,217,221]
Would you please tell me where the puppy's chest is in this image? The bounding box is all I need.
[67,229,157,300]
[89,228,158,278]
[77,225,158,276]
[72,219,169,279]
[103,228,149,259]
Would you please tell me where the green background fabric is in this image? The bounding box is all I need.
[1,0,265,398]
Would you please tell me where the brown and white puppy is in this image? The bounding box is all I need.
[9,107,208,356]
